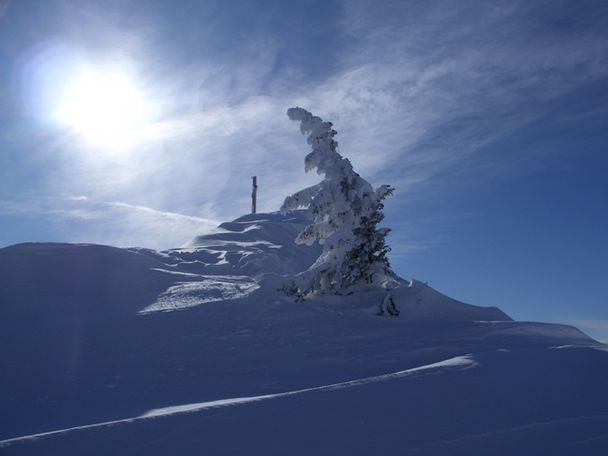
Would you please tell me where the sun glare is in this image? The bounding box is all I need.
[56,68,152,148]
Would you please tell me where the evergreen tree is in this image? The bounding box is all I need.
[281,107,398,310]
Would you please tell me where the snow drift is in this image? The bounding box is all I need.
[0,211,515,321]
[0,211,605,455]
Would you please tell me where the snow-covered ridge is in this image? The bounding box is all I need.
[395,278,511,322]
[0,212,604,454]
[0,211,510,322]
[138,211,321,277]
[0,210,589,328]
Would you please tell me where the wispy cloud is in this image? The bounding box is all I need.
[0,196,218,249]
[132,0,608,216]
[3,0,607,252]
[307,1,608,188]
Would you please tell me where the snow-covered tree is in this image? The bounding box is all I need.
[281,107,399,313]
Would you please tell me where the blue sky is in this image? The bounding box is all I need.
[1,0,607,339]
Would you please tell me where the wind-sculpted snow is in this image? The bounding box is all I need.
[139,275,259,314]
[181,211,321,275]
[0,354,477,448]
[0,211,512,320]
[2,347,608,456]
[0,211,605,455]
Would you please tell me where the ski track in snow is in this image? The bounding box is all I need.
[0,355,477,447]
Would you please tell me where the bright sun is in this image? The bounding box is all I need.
[56,68,152,148]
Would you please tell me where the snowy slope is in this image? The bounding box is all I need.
[0,212,606,455]
[3,347,607,456]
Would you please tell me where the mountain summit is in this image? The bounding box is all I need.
[0,110,604,456]
[1,210,606,455]
[2,210,512,320]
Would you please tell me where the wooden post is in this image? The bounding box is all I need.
[251,176,257,214]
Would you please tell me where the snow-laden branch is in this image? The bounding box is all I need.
[281,107,397,298]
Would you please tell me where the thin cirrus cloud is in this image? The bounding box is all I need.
[314,1,608,186]
[145,0,607,244]
[2,1,607,251]
[152,0,608,210]
[0,196,218,249]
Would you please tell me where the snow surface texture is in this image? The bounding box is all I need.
[0,211,606,455]
[0,355,476,447]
